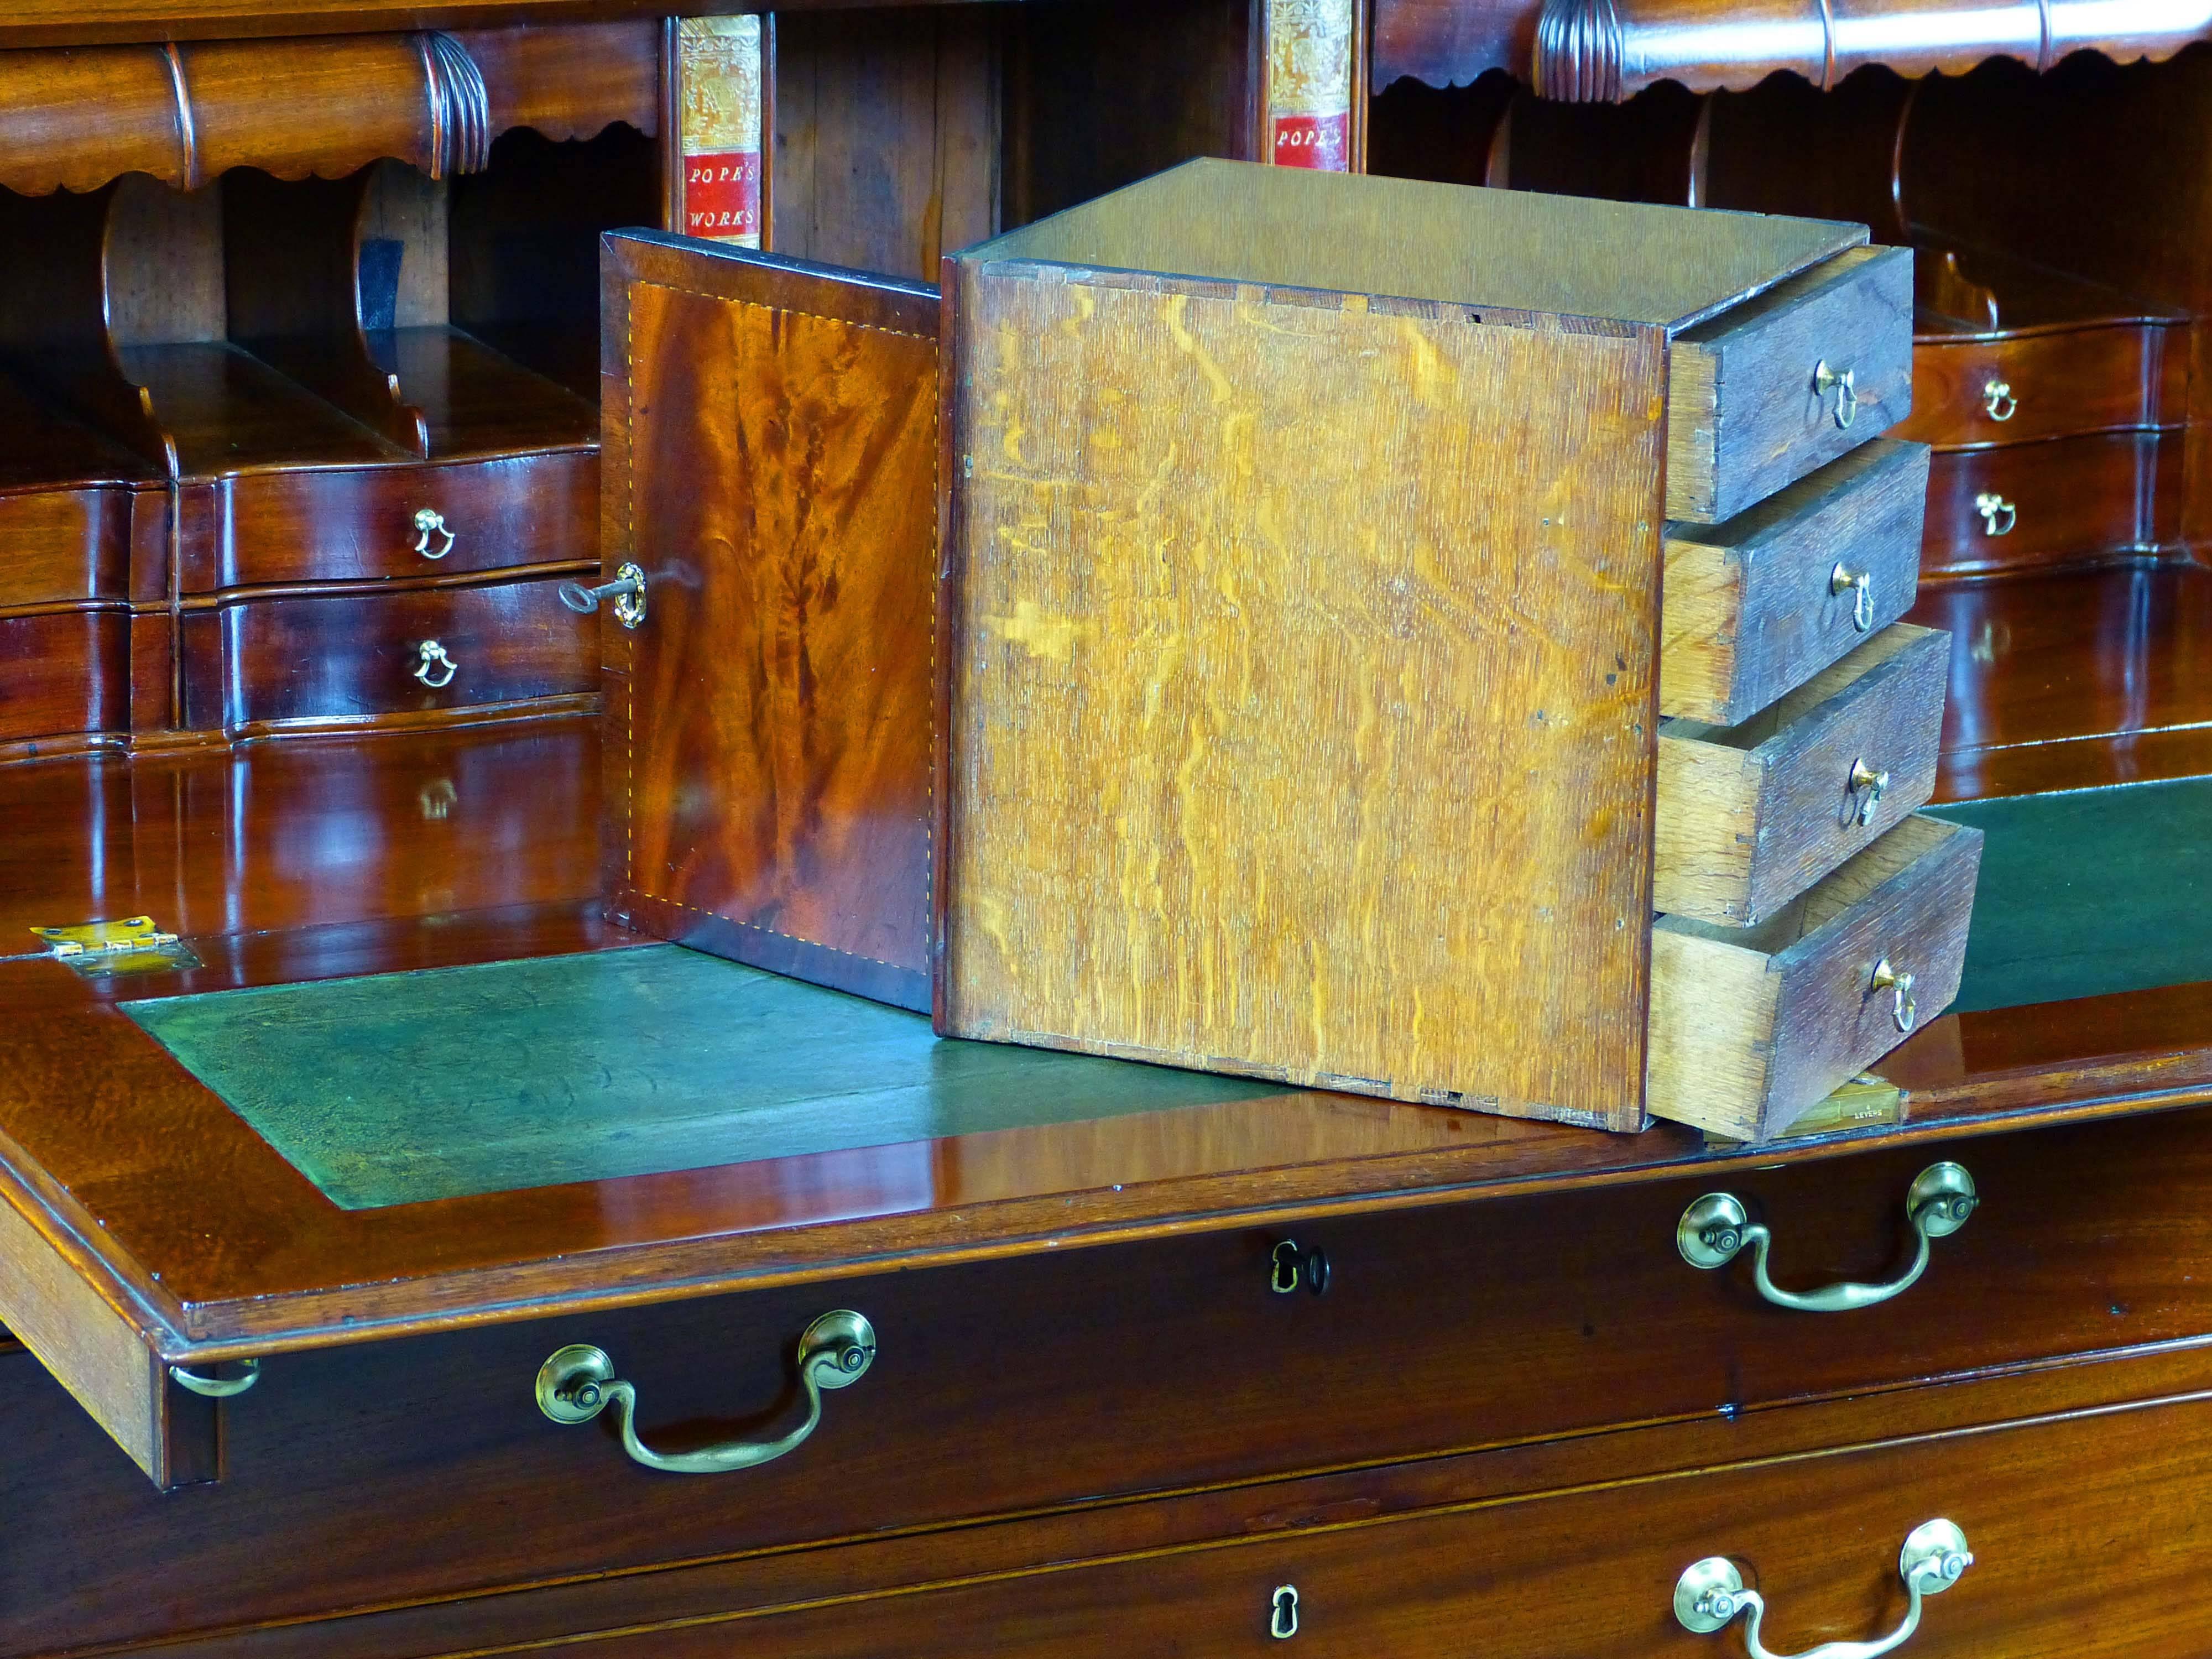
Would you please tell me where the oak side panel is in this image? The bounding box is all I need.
[942,265,1664,1125]
[604,235,939,1010]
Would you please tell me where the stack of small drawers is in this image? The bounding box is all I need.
[1645,243,1984,1140]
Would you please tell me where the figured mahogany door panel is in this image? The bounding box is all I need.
[555,1373,2212,1659]
[602,231,938,1012]
[12,1103,2212,1652]
[0,608,128,745]
[187,451,597,591]
[177,577,597,735]
[1656,623,1949,925]
[1667,246,1915,524]
[1660,437,1929,726]
[1920,431,2180,580]
[1650,814,1980,1137]
[1897,320,2187,450]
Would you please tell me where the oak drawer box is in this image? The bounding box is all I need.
[1648,813,1980,1138]
[178,575,597,734]
[1659,437,1928,726]
[185,450,598,592]
[11,1104,2212,1653]
[1655,623,1948,925]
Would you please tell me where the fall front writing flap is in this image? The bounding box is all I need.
[599,232,939,1011]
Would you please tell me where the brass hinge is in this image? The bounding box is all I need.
[29,916,201,977]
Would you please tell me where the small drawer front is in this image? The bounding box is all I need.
[1662,438,1928,726]
[1921,431,2178,580]
[1895,320,2185,450]
[1667,244,1914,524]
[194,451,597,591]
[16,1105,2212,1653]
[1649,812,1980,1138]
[179,576,597,733]
[557,1376,2212,1659]
[1655,623,1948,925]
[0,608,129,743]
[0,486,136,607]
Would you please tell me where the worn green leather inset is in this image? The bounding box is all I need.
[1926,775,2211,1013]
[124,946,1284,1211]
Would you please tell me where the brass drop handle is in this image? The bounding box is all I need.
[1845,758,1889,827]
[412,640,458,689]
[1870,956,1917,1032]
[1677,1162,1978,1312]
[1676,1520,1973,1659]
[1813,360,1858,430]
[1270,1238,1331,1296]
[558,561,648,629]
[1829,562,1874,632]
[1270,1585,1300,1640]
[412,508,456,560]
[535,1310,875,1474]
[1981,378,2017,421]
[1974,492,2016,536]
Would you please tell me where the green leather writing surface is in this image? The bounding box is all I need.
[1927,776,2212,1014]
[124,946,1282,1211]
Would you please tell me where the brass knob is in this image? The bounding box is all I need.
[411,640,458,689]
[1676,1520,1972,1658]
[1676,1164,1976,1312]
[1982,378,2017,421]
[1974,492,2017,536]
[535,1311,875,1474]
[1813,359,1858,430]
[412,508,455,560]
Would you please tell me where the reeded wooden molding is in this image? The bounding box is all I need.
[0,24,649,197]
[1441,0,2212,100]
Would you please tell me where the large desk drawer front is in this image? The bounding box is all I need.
[11,1109,2212,1653]
[571,1366,2212,1657]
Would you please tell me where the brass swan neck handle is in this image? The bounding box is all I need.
[1676,1520,1973,1659]
[1677,1164,1976,1312]
[535,1310,875,1474]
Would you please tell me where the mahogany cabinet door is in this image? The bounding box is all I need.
[599,230,938,1011]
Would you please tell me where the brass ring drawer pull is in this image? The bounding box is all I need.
[412,508,456,560]
[1981,378,2017,421]
[1813,359,1858,430]
[169,1358,260,1399]
[1677,1162,1977,1312]
[1828,562,1874,632]
[1845,758,1889,827]
[1974,492,2017,536]
[535,1310,875,1474]
[1870,956,1916,1031]
[1676,1519,1973,1659]
[412,640,458,688]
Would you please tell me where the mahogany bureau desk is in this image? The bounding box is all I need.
[1,4,2211,1659]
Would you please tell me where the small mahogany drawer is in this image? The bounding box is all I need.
[15,1105,2212,1653]
[568,1364,2212,1658]
[1655,623,1948,926]
[0,484,149,607]
[1921,430,2179,580]
[1894,320,2187,450]
[178,576,597,733]
[1667,244,1914,524]
[1648,812,1979,1138]
[182,450,597,591]
[1661,438,1928,726]
[0,608,128,744]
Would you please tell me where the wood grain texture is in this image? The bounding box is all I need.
[1919,430,2182,580]
[1655,623,1949,925]
[603,234,938,1010]
[195,451,595,591]
[1660,437,1929,724]
[178,575,596,735]
[1650,813,1981,1137]
[942,259,1663,1123]
[1667,245,1915,524]
[1896,318,2188,450]
[0,609,131,745]
[453,21,659,143]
